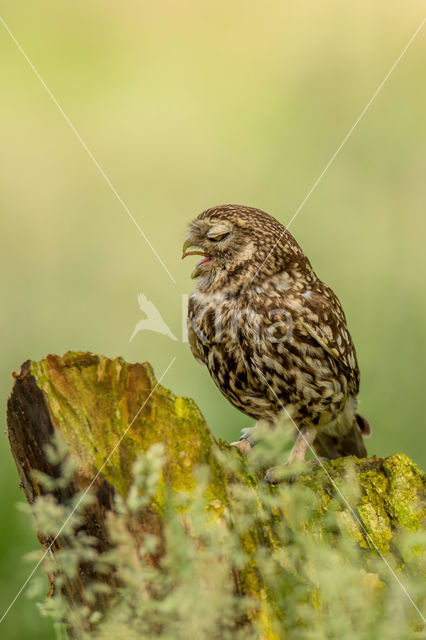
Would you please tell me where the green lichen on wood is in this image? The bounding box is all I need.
[25,351,425,552]
[8,351,425,638]
[29,351,227,504]
[288,454,425,554]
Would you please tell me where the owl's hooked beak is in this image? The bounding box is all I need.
[181,238,210,260]
[182,239,212,279]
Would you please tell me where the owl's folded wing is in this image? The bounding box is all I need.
[266,281,359,390]
[295,287,359,386]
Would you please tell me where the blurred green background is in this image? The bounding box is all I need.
[0,1,425,637]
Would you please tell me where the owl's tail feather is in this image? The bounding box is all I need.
[314,413,371,460]
[355,413,372,437]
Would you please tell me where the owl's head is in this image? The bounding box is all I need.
[182,204,304,289]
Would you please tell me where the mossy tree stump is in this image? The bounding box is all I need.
[6,352,425,636]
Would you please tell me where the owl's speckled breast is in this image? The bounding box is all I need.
[188,283,351,426]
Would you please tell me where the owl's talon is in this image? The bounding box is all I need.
[307,456,330,468]
[263,464,292,484]
[264,457,331,484]
[230,439,252,456]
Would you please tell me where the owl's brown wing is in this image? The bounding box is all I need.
[264,277,360,394]
[296,286,360,394]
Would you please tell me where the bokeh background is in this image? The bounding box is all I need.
[0,1,425,637]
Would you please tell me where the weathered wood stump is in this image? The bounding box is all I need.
[6,352,425,638]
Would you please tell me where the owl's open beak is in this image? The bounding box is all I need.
[181,239,210,260]
[182,239,212,279]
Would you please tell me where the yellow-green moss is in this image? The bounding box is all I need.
[25,351,425,638]
[29,352,425,552]
[30,352,229,506]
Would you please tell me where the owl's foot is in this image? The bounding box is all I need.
[230,438,252,455]
[264,463,296,485]
[264,425,319,484]
[264,457,330,484]
[305,456,330,471]
[230,428,254,456]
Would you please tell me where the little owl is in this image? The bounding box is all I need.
[182,204,370,479]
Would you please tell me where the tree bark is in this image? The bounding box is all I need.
[6,351,425,633]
